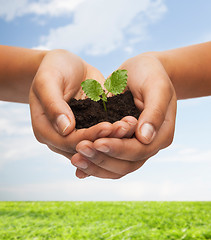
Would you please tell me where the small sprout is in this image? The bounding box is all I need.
[81,69,128,111]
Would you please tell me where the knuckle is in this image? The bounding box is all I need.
[165,133,174,148]
[44,101,58,116]
[152,107,165,125]
[82,129,91,140]
[32,128,45,144]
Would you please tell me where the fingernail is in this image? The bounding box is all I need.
[95,145,110,153]
[74,161,88,169]
[78,147,95,158]
[140,123,155,143]
[56,114,71,135]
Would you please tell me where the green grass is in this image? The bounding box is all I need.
[0,202,210,240]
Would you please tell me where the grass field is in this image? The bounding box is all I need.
[0,201,210,239]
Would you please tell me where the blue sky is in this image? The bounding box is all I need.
[0,0,211,200]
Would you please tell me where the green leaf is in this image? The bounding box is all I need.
[81,79,104,101]
[104,69,128,95]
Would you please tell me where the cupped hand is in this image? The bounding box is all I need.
[29,49,118,158]
[72,53,177,179]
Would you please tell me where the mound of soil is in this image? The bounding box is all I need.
[68,90,141,129]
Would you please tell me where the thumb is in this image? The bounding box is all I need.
[32,73,76,136]
[135,82,174,144]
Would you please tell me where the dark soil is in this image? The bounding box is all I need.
[68,90,141,129]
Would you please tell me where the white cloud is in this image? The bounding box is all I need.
[177,95,211,109]
[27,0,86,17]
[0,102,70,172]
[36,0,167,55]
[1,179,210,201]
[0,102,31,135]
[200,34,211,43]
[0,118,31,136]
[0,134,48,169]
[185,33,211,47]
[0,0,27,21]
[154,144,211,163]
[172,149,211,162]
[0,0,85,21]
[0,100,210,201]
[0,102,46,169]
[0,0,167,55]
[124,46,134,54]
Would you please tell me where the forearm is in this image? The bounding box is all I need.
[0,45,47,103]
[152,42,211,99]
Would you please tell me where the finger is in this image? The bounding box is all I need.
[108,116,137,138]
[30,91,73,149]
[71,122,114,149]
[76,169,89,179]
[32,70,75,136]
[94,95,176,161]
[120,116,138,138]
[48,143,126,180]
[48,137,143,179]
[135,80,174,144]
[71,153,122,179]
[94,138,153,161]
[76,140,145,175]
[47,145,75,158]
[109,121,131,138]
[158,94,177,149]
[30,95,113,152]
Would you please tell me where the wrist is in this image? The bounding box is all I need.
[30,50,48,79]
[21,49,48,103]
[140,51,174,80]
[138,51,178,97]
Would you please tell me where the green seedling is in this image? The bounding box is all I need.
[81,69,128,111]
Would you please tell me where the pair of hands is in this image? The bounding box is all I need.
[29,50,177,179]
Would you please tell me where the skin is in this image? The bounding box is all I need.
[73,54,177,178]
[1,43,211,180]
[73,42,211,179]
[0,46,130,159]
[29,49,134,157]
[0,45,47,103]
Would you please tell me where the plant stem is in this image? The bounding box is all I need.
[102,100,107,112]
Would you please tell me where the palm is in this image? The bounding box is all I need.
[30,51,112,159]
[62,60,105,103]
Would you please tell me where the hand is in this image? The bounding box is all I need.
[29,49,118,159]
[71,53,177,179]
